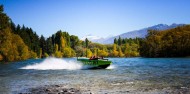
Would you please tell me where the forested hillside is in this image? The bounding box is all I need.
[140,25,190,57]
[0,5,31,61]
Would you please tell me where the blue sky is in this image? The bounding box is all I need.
[0,0,190,38]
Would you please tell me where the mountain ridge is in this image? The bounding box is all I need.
[86,23,185,44]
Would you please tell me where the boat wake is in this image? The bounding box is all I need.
[20,57,83,70]
[106,65,116,69]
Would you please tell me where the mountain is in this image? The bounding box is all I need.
[81,34,101,41]
[81,34,113,43]
[80,34,104,42]
[98,23,185,44]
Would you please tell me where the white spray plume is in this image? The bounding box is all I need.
[21,57,82,70]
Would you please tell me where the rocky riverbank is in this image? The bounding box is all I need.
[19,85,81,94]
[18,84,190,94]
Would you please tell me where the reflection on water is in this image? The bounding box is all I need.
[0,57,190,93]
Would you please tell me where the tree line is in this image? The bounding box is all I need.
[139,25,190,57]
[82,37,140,58]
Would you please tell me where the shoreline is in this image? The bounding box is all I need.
[19,85,81,94]
[18,84,190,94]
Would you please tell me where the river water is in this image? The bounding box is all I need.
[0,57,190,94]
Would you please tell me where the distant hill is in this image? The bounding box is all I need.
[81,34,104,41]
[91,23,185,44]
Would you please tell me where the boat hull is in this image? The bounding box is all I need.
[84,64,110,69]
[77,58,112,69]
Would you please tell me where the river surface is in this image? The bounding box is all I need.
[0,57,190,94]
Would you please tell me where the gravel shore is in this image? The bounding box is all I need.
[18,84,190,94]
[19,85,81,94]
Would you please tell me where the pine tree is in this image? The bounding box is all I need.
[85,38,89,48]
[114,38,118,44]
[118,36,122,46]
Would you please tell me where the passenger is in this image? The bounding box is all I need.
[90,56,93,60]
[90,55,96,60]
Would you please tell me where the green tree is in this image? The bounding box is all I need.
[0,5,10,29]
[75,45,84,57]
[40,35,46,56]
[46,37,53,55]
[85,38,89,48]
[122,39,126,44]
[114,38,118,44]
[70,35,79,49]
[118,36,122,46]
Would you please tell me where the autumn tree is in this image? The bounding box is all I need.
[98,46,108,57]
[140,25,190,57]
[54,44,62,58]
[112,44,119,57]
[86,49,92,58]
[60,36,66,50]
[0,5,30,62]
[118,46,124,57]
[124,43,131,57]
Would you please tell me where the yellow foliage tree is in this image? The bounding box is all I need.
[0,54,3,61]
[124,43,131,57]
[13,34,30,60]
[112,44,118,57]
[86,49,92,58]
[30,51,37,58]
[93,48,98,56]
[54,44,62,58]
[98,47,108,57]
[54,51,62,58]
[55,44,59,52]
[0,6,31,61]
[39,48,42,58]
[62,47,71,57]
[118,46,124,57]
[60,36,66,50]
[0,28,30,61]
[44,53,49,57]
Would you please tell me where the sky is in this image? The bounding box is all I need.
[0,0,190,38]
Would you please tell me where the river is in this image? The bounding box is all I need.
[0,57,190,94]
